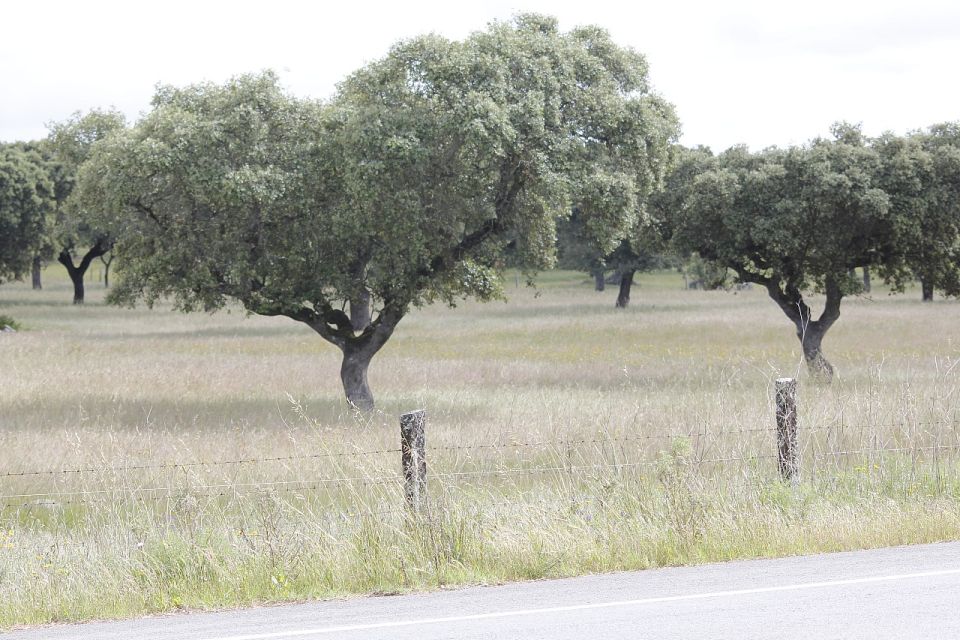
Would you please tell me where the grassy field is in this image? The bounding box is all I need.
[1,266,960,628]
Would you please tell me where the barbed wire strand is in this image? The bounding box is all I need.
[0,447,403,479]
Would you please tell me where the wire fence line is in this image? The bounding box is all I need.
[3,421,955,480]
[3,404,960,512]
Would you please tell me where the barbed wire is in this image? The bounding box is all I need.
[0,489,407,518]
[0,447,403,479]
[0,474,405,505]
[811,443,960,459]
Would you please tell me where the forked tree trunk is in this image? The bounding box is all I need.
[921,278,934,302]
[101,254,113,288]
[58,241,109,305]
[31,256,42,290]
[615,269,635,308]
[764,276,842,383]
[593,270,605,292]
[301,303,404,412]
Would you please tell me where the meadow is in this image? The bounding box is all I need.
[1,267,959,628]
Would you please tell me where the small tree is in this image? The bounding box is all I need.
[0,145,54,285]
[76,16,679,410]
[607,236,663,308]
[47,110,125,304]
[669,126,891,380]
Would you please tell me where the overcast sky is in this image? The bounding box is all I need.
[2,0,959,151]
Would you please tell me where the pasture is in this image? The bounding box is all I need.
[1,268,959,627]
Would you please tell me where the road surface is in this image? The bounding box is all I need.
[7,541,960,639]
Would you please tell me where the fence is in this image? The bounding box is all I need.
[3,377,960,515]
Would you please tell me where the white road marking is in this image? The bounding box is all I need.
[203,567,960,640]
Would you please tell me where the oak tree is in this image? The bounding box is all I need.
[76,15,679,410]
[669,126,891,380]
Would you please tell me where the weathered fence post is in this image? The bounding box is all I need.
[400,410,427,513]
[775,378,799,483]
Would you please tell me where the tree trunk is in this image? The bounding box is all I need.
[593,270,605,292]
[921,278,934,302]
[340,343,376,412]
[349,288,371,332]
[763,276,842,384]
[862,267,871,293]
[615,269,635,308]
[799,324,833,380]
[68,269,85,305]
[31,256,42,290]
[58,241,110,305]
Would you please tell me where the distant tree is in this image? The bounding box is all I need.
[47,109,125,303]
[556,211,663,304]
[668,125,892,380]
[20,140,70,291]
[75,16,679,410]
[558,147,703,308]
[607,235,663,308]
[875,125,960,302]
[0,145,54,285]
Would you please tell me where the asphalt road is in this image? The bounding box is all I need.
[8,541,960,639]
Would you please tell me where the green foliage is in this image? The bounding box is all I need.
[0,313,22,330]
[672,129,892,295]
[80,18,678,318]
[46,109,127,256]
[875,124,960,297]
[0,145,54,283]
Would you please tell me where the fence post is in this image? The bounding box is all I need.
[400,410,427,513]
[775,378,799,483]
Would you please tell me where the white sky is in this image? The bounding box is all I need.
[2,0,959,151]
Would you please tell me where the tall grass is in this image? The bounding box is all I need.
[1,267,960,627]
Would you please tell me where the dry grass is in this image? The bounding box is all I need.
[1,267,959,627]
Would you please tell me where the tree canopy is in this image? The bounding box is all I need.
[75,15,680,409]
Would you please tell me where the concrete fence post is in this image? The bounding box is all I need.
[775,378,799,483]
[400,410,427,513]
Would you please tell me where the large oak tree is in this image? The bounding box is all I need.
[76,15,679,410]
